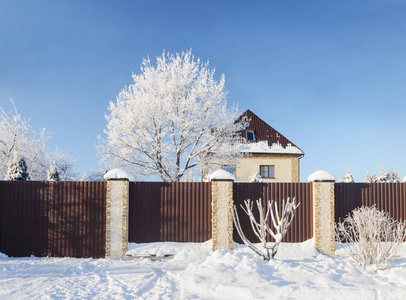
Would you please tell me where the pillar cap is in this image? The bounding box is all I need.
[307,170,336,182]
[104,168,135,181]
[209,169,236,182]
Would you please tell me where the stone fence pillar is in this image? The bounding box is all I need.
[210,170,235,251]
[105,174,130,258]
[308,170,336,255]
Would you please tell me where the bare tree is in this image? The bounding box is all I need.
[233,197,300,260]
[335,206,406,272]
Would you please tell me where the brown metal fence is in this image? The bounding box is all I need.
[233,183,313,243]
[0,181,106,258]
[128,182,212,243]
[335,183,406,223]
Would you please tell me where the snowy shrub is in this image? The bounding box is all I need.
[248,172,263,183]
[233,197,300,260]
[5,153,30,181]
[340,169,354,183]
[335,206,406,272]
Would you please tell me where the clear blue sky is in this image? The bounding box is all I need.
[1,0,405,182]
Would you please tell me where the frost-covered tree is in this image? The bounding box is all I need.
[365,168,400,183]
[47,162,60,181]
[98,50,247,182]
[388,168,400,183]
[377,168,390,183]
[5,152,30,181]
[78,170,107,181]
[0,100,77,180]
[364,171,376,183]
[340,169,354,183]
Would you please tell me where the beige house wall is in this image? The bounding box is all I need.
[236,154,300,183]
[203,154,300,183]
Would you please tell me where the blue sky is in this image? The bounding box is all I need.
[1,0,405,182]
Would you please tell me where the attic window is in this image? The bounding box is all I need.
[246,130,256,143]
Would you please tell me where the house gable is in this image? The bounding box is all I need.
[237,109,304,155]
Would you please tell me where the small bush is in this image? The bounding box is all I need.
[335,206,406,271]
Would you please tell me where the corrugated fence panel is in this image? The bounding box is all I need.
[128,182,212,243]
[0,181,106,258]
[233,183,313,243]
[335,183,406,222]
[128,182,162,243]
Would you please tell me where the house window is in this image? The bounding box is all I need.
[221,165,236,176]
[260,165,275,178]
[246,130,256,143]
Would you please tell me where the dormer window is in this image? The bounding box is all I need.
[246,130,256,143]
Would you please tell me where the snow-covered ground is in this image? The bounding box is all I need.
[1,240,406,299]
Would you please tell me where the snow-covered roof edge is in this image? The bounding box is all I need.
[239,141,304,155]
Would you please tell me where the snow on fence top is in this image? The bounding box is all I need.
[307,170,336,182]
[404,176,406,183]
[239,141,303,155]
[209,169,236,181]
[104,169,135,181]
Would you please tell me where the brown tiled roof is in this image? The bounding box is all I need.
[237,109,303,153]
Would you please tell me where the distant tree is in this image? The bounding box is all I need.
[47,162,60,181]
[364,171,374,183]
[0,100,77,180]
[5,152,30,181]
[388,168,400,183]
[98,49,247,182]
[377,168,390,183]
[340,169,354,183]
[365,168,400,183]
[79,170,107,181]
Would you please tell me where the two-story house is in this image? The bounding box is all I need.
[205,109,304,182]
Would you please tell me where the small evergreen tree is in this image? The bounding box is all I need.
[365,171,373,183]
[5,153,30,181]
[377,168,390,183]
[47,162,60,181]
[388,168,400,183]
[340,169,354,183]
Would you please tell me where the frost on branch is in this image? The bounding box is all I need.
[335,206,406,272]
[98,49,248,182]
[232,197,300,260]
